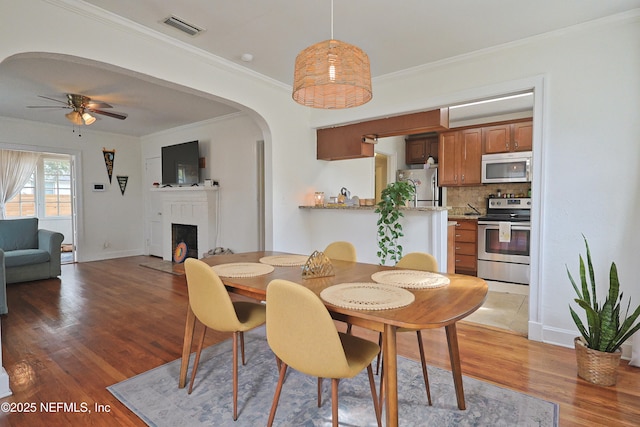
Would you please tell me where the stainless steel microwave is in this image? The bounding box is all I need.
[481,151,532,183]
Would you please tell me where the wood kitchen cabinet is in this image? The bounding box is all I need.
[405,133,439,164]
[453,219,477,276]
[483,120,532,154]
[438,128,482,186]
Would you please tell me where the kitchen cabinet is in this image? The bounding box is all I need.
[317,108,449,161]
[438,128,482,186]
[405,134,439,164]
[453,219,477,276]
[483,120,532,154]
[447,222,456,274]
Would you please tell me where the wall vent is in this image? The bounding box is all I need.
[162,15,204,36]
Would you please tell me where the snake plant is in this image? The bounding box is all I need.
[375,181,414,265]
[567,235,640,353]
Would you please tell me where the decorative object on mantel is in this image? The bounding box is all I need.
[375,181,415,265]
[301,250,334,278]
[567,235,640,386]
[116,176,128,195]
[102,148,115,184]
[292,0,371,109]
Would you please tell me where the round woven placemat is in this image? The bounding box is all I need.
[371,270,450,289]
[320,282,415,311]
[212,262,275,278]
[259,255,309,267]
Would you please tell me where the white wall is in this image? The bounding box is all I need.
[0,117,143,262]
[141,113,263,253]
[2,1,640,354]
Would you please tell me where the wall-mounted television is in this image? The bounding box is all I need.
[161,140,200,186]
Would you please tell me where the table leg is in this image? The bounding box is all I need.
[382,324,398,427]
[445,323,466,410]
[179,306,196,388]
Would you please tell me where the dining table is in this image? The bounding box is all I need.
[177,251,488,427]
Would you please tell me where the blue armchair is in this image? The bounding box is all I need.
[0,218,64,314]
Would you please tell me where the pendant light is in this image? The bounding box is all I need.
[292,0,372,109]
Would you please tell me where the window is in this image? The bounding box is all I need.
[5,155,72,218]
[5,173,36,217]
[44,158,72,217]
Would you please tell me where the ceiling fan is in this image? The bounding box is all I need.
[27,93,128,125]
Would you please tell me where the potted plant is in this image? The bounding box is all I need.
[567,235,640,386]
[375,181,415,265]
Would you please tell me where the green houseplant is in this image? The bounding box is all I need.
[567,235,640,385]
[375,181,414,265]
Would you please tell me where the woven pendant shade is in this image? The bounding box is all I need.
[292,39,372,109]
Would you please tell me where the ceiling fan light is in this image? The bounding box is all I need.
[82,112,96,125]
[65,110,83,126]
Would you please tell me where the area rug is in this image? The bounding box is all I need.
[108,327,558,426]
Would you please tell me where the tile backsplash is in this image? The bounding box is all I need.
[446,183,530,215]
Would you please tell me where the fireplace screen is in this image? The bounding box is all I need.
[171,223,198,263]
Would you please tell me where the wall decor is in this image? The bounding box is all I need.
[103,148,115,183]
[116,175,128,195]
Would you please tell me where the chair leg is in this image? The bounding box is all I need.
[240,331,246,365]
[375,332,383,375]
[331,378,340,427]
[267,362,288,427]
[233,332,239,420]
[346,323,353,334]
[416,330,432,406]
[378,355,385,410]
[366,365,382,427]
[187,325,207,394]
[318,377,323,407]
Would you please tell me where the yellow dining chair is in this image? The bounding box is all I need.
[323,241,357,262]
[378,252,438,407]
[183,258,266,421]
[265,279,381,427]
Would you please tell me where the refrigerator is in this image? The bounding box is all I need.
[396,167,440,207]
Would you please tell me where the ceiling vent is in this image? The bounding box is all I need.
[162,15,204,36]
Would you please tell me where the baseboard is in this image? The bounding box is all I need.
[541,325,633,360]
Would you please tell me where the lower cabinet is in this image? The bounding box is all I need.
[453,219,477,276]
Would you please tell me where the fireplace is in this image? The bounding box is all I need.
[158,187,218,262]
[171,223,198,263]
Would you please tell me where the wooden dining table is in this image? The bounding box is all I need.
[177,251,488,427]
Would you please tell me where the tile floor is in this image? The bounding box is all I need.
[463,290,529,336]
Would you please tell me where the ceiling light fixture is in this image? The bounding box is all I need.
[65,108,95,126]
[292,0,372,109]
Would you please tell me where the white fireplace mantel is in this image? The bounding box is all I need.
[157,187,219,261]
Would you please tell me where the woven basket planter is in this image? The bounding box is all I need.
[574,337,622,386]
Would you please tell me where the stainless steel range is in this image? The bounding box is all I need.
[477,197,531,285]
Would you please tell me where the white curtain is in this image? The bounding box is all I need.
[0,149,40,219]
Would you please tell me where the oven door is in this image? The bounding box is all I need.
[477,221,531,264]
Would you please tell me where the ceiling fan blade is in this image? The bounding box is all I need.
[86,101,113,109]
[37,95,69,105]
[27,105,70,109]
[89,108,127,120]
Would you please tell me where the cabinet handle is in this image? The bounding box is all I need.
[455,246,461,250]
[461,174,465,182]
[506,142,510,150]
[454,224,461,227]
[514,141,519,148]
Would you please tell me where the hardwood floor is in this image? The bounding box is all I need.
[0,256,638,426]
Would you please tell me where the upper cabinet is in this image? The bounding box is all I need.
[438,128,482,186]
[317,109,449,161]
[405,133,439,164]
[483,120,532,154]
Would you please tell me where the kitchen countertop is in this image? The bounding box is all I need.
[299,205,448,212]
